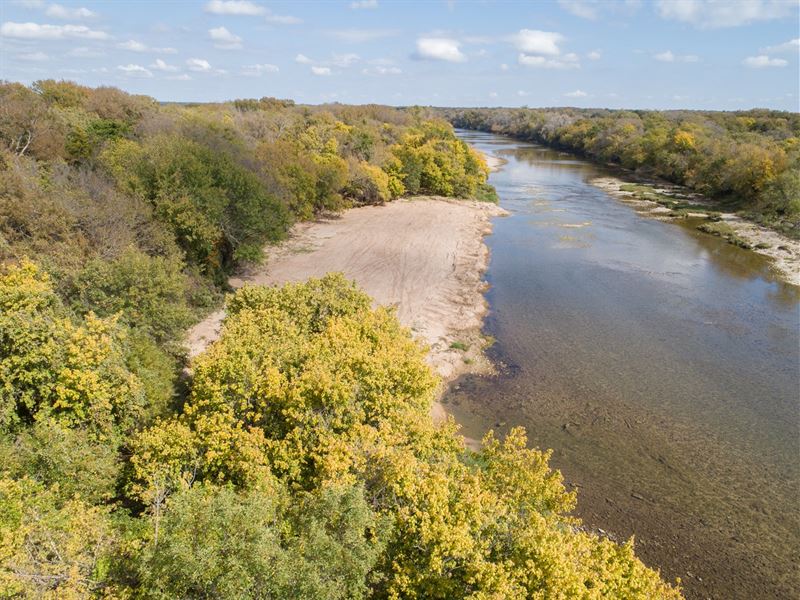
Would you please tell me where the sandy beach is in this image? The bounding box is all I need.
[186,196,507,419]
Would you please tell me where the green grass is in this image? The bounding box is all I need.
[450,341,469,351]
[697,222,753,249]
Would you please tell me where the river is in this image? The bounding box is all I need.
[449,130,800,599]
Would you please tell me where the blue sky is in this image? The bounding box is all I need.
[1,0,798,110]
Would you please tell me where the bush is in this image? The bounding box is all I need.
[389,120,492,199]
[65,248,195,345]
[0,261,145,435]
[345,160,392,204]
[134,483,386,600]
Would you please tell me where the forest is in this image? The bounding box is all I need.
[443,107,800,237]
[0,81,680,598]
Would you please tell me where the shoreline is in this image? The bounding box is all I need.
[591,176,800,286]
[186,196,508,423]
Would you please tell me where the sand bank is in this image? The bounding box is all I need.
[186,197,508,419]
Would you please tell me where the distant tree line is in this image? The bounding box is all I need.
[443,106,800,236]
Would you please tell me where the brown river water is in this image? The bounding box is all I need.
[447,130,800,600]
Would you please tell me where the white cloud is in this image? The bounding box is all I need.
[655,0,795,28]
[362,65,401,75]
[558,0,599,19]
[500,63,509,70]
[209,26,242,49]
[117,63,153,77]
[512,29,563,56]
[45,4,95,19]
[517,90,529,97]
[350,0,378,8]
[265,10,301,24]
[166,73,191,81]
[743,54,788,68]
[118,39,177,53]
[204,0,264,15]
[328,28,397,43]
[415,37,466,62]
[654,50,699,62]
[0,21,108,39]
[331,52,359,67]
[242,63,279,76]
[761,38,800,53]
[587,50,601,60]
[489,91,498,98]
[150,58,178,72]
[518,52,580,69]
[18,50,48,60]
[186,58,212,71]
[565,89,588,97]
[311,65,331,75]
[295,53,313,64]
[118,39,147,51]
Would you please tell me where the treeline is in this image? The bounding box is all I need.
[1,81,679,598]
[444,107,800,236]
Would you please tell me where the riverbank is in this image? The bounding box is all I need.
[186,196,507,420]
[591,176,799,286]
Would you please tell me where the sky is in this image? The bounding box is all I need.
[1,0,798,110]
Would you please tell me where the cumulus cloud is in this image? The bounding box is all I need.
[654,50,699,62]
[295,53,313,64]
[415,37,466,62]
[565,89,588,97]
[0,21,108,39]
[209,26,242,49]
[761,38,800,53]
[204,0,264,15]
[311,65,331,75]
[500,63,509,70]
[45,4,95,19]
[117,63,153,77]
[743,54,788,68]
[512,29,563,55]
[350,0,378,8]
[118,39,177,53]
[186,58,212,71]
[587,50,601,60]
[203,0,300,23]
[150,58,178,72]
[655,0,795,28]
[242,63,279,76]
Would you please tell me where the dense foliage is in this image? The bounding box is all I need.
[1,269,681,598]
[0,81,680,598]
[445,107,800,235]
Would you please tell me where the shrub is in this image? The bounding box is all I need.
[133,483,386,600]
